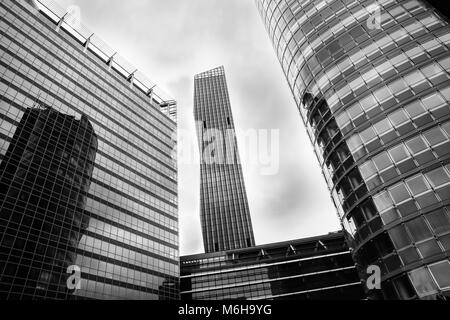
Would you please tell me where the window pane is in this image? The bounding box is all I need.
[360,126,377,143]
[405,136,428,155]
[360,94,377,111]
[426,209,450,235]
[347,134,363,152]
[429,261,450,289]
[389,144,409,163]
[405,101,426,118]
[373,152,393,171]
[422,94,445,110]
[405,217,432,242]
[389,224,411,249]
[408,267,438,298]
[441,122,450,137]
[360,161,377,180]
[374,118,393,135]
[373,191,394,212]
[423,127,447,146]
[336,111,350,128]
[425,167,450,188]
[389,78,408,93]
[347,103,364,120]
[406,175,430,196]
[389,183,411,204]
[389,109,409,127]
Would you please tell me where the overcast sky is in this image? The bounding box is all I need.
[55,0,340,255]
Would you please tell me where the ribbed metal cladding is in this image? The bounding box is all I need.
[256,0,450,299]
[194,66,255,253]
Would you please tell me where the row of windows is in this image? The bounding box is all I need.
[84,198,178,245]
[1,3,176,134]
[342,72,450,153]
[372,164,450,223]
[0,32,176,160]
[0,59,177,175]
[79,235,178,277]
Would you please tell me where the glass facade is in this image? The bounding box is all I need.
[0,0,178,299]
[256,0,450,299]
[194,66,255,253]
[181,231,365,300]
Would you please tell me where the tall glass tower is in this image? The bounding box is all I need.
[256,0,450,299]
[194,66,255,253]
[0,0,178,299]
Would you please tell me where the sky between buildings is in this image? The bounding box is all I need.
[54,0,340,255]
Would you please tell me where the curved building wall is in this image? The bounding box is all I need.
[256,0,450,299]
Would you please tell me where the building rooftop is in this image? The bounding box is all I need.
[194,66,226,79]
[32,0,177,122]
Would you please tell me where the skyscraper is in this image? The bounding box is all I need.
[0,0,178,299]
[194,66,255,253]
[256,0,450,299]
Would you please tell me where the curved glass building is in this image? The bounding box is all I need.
[256,0,450,299]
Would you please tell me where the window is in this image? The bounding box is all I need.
[404,71,425,87]
[360,94,377,112]
[442,122,450,137]
[408,267,438,298]
[336,111,350,128]
[360,161,377,180]
[373,152,393,171]
[425,167,450,188]
[389,108,409,127]
[405,136,428,155]
[373,86,392,103]
[373,191,394,212]
[347,134,363,152]
[405,217,432,242]
[348,169,363,189]
[389,78,408,94]
[374,118,393,135]
[429,261,450,289]
[360,126,377,143]
[405,101,426,118]
[426,209,450,235]
[347,103,364,120]
[423,127,447,146]
[389,224,411,249]
[389,183,411,204]
[389,144,410,163]
[361,200,378,221]
[422,94,445,111]
[406,175,430,196]
[335,143,350,161]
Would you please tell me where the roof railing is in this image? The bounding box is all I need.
[32,0,177,123]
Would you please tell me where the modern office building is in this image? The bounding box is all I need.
[181,231,365,300]
[0,107,98,299]
[0,0,178,299]
[194,66,255,253]
[256,0,450,299]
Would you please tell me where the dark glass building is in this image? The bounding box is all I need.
[256,0,450,299]
[0,107,97,299]
[181,231,365,300]
[0,0,178,299]
[194,66,255,253]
